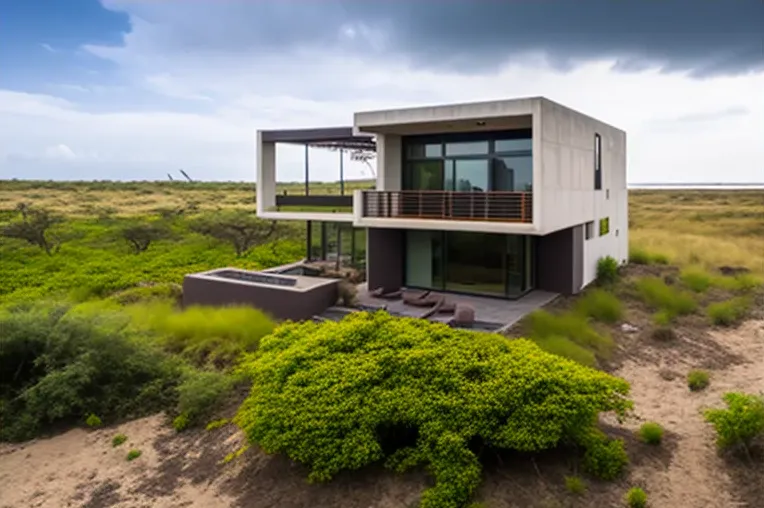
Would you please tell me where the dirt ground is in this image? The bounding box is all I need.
[1,319,762,508]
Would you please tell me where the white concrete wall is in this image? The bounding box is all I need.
[375,134,402,191]
[255,131,276,215]
[535,99,628,287]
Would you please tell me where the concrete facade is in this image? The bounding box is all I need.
[255,96,628,295]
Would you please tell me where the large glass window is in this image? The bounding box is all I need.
[402,130,532,192]
[404,231,535,298]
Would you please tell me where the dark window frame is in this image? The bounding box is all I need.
[594,133,602,190]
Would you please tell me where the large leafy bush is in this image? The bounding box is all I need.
[235,312,632,508]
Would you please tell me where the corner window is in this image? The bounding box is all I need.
[599,217,610,236]
[594,133,602,190]
[585,221,595,240]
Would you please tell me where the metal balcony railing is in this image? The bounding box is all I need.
[361,190,533,223]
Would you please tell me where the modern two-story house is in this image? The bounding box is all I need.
[256,97,628,298]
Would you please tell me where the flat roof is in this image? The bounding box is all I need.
[259,126,376,151]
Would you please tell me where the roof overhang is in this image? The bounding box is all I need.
[259,126,376,151]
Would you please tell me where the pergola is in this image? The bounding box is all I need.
[259,126,376,198]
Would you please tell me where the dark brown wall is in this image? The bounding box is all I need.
[366,228,404,291]
[536,225,584,295]
[182,276,338,321]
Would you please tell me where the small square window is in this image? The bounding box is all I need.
[585,221,595,240]
[599,217,610,236]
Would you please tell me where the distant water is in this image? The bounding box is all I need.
[629,183,764,190]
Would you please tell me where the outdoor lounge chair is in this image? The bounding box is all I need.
[369,286,404,300]
[401,289,432,305]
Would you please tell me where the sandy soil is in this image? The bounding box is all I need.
[1,320,762,508]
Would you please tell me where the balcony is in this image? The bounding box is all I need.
[360,190,533,223]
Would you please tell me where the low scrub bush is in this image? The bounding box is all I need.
[564,475,586,495]
[0,304,181,441]
[574,289,624,324]
[687,370,710,392]
[704,392,764,455]
[680,267,713,293]
[130,303,275,367]
[635,277,697,321]
[205,418,229,431]
[638,422,664,445]
[235,312,632,508]
[629,247,669,265]
[524,310,614,366]
[706,297,751,327]
[650,327,676,342]
[715,273,762,293]
[86,414,102,428]
[108,283,182,306]
[112,434,128,447]
[579,429,630,481]
[176,369,234,428]
[625,487,647,508]
[596,256,620,285]
[126,449,142,461]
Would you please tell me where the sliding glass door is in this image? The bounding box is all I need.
[404,231,535,298]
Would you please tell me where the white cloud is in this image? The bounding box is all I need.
[44,144,77,160]
[40,43,57,53]
[2,7,762,183]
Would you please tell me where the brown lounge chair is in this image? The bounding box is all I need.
[369,286,403,300]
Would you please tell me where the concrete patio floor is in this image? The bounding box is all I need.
[355,284,559,330]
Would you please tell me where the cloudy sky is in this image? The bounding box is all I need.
[1,0,762,183]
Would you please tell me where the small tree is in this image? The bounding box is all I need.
[191,211,276,257]
[1,204,62,254]
[121,222,170,254]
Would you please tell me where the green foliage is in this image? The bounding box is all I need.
[108,283,182,306]
[112,433,128,447]
[221,445,249,464]
[650,327,676,342]
[680,267,714,293]
[120,221,171,254]
[176,369,234,426]
[86,414,102,428]
[687,370,710,392]
[704,392,764,453]
[706,297,751,327]
[235,312,632,508]
[564,475,587,495]
[625,487,647,508]
[652,311,672,326]
[126,449,142,461]
[173,413,190,432]
[580,429,629,481]
[0,303,182,441]
[629,247,669,265]
[715,273,762,293]
[130,303,275,367]
[635,277,697,321]
[596,256,619,285]
[190,210,280,257]
[523,310,613,367]
[574,289,624,324]
[0,214,302,305]
[205,418,229,431]
[1,205,63,255]
[638,422,664,445]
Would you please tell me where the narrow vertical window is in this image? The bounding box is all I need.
[594,133,602,190]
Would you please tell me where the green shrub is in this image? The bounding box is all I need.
[86,414,102,428]
[581,431,629,481]
[704,392,764,453]
[0,304,181,441]
[524,310,613,366]
[625,487,647,508]
[706,298,751,327]
[715,273,762,293]
[173,413,190,432]
[687,370,710,391]
[629,247,668,266]
[131,303,275,367]
[205,418,229,431]
[235,312,632,508]
[652,311,672,326]
[680,267,713,293]
[564,475,587,495]
[109,283,182,306]
[635,277,697,321]
[596,256,619,285]
[112,434,127,447]
[638,422,664,445]
[574,289,624,324]
[126,449,142,461]
[176,369,234,427]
